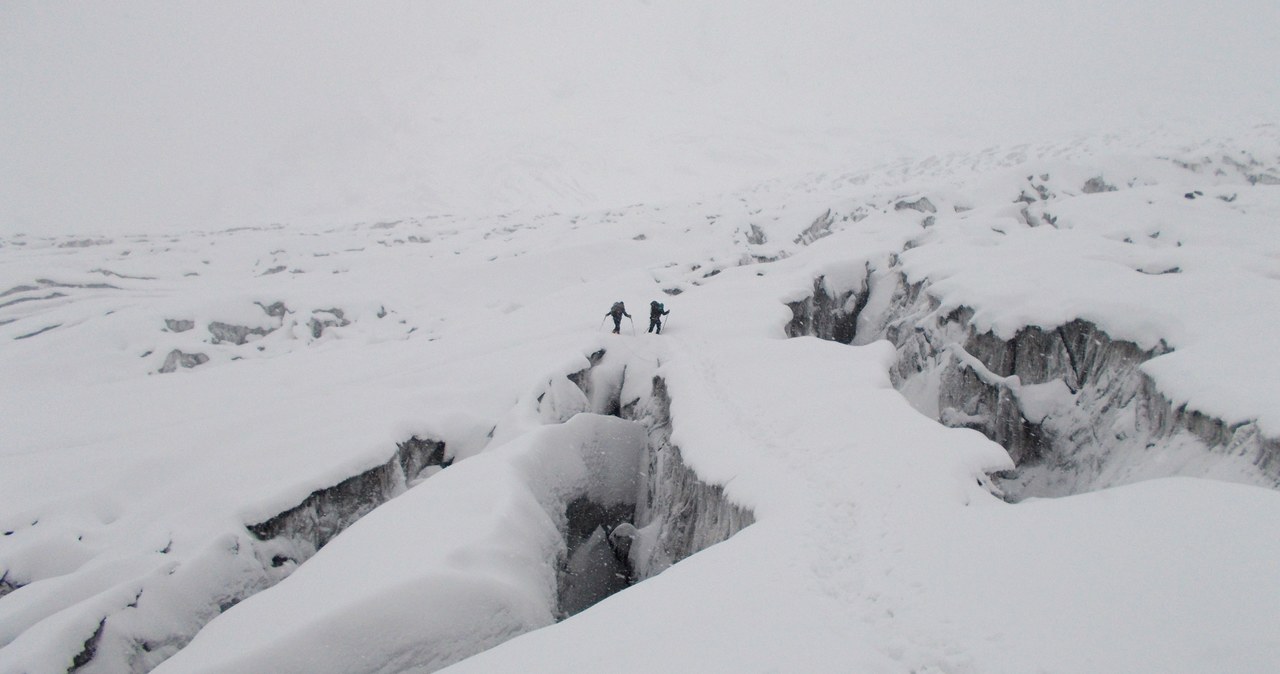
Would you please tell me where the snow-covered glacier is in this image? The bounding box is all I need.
[4,127,1280,673]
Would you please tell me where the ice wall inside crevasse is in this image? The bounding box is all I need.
[554,348,756,616]
[785,265,1280,499]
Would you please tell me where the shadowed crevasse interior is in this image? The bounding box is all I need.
[786,266,1280,499]
[555,352,754,618]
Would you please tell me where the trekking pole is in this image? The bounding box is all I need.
[628,316,635,335]
[599,315,607,332]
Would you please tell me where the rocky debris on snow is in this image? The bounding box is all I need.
[894,196,937,214]
[745,223,768,245]
[793,209,835,245]
[1082,176,1118,193]
[1221,153,1280,185]
[165,319,195,333]
[208,321,274,345]
[56,238,113,248]
[255,301,288,318]
[309,308,350,338]
[158,350,209,373]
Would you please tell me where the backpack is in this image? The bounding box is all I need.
[611,302,625,314]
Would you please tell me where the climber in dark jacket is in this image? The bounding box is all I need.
[648,301,670,334]
[606,301,630,334]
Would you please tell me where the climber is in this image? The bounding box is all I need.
[606,301,631,334]
[648,300,670,334]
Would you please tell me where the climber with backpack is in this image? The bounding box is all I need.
[648,300,670,334]
[605,301,631,334]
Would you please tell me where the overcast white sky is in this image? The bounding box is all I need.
[2,0,1277,236]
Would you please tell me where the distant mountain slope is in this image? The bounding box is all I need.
[3,1,1278,234]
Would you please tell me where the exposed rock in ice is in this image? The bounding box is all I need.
[307,309,349,339]
[247,437,449,561]
[894,196,937,214]
[622,376,755,579]
[158,350,209,373]
[792,266,1280,498]
[207,322,273,346]
[785,273,867,345]
[254,301,288,319]
[793,209,835,246]
[1082,176,1118,193]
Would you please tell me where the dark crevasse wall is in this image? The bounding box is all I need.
[784,270,868,344]
[62,437,450,674]
[557,497,634,617]
[624,376,756,580]
[789,263,1280,498]
[558,352,755,610]
[246,437,449,564]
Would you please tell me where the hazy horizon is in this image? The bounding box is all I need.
[3,0,1277,236]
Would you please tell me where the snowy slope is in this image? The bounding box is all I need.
[4,128,1280,672]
